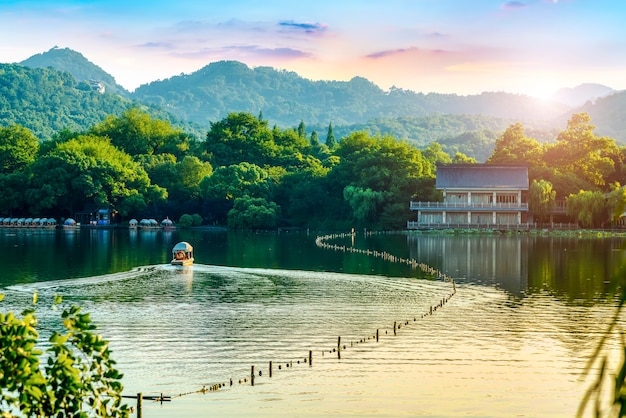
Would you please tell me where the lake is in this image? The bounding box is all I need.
[1,228,625,417]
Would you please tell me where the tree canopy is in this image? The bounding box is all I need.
[1,108,624,229]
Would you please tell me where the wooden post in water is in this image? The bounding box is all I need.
[337,336,341,359]
[393,321,397,336]
[137,393,142,418]
[376,329,379,342]
[269,361,273,378]
[309,350,313,366]
[251,366,255,386]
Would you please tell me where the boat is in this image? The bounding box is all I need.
[62,218,78,228]
[171,241,194,266]
[161,217,175,229]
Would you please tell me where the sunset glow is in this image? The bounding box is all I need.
[1,1,624,97]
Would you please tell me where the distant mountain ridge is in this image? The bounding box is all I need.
[131,60,571,128]
[0,62,201,141]
[20,46,129,96]
[4,47,626,151]
[550,83,616,107]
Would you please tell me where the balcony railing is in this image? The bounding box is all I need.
[407,221,579,230]
[410,201,528,210]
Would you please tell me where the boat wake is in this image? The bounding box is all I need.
[5,265,165,292]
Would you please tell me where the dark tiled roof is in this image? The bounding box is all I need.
[436,164,528,189]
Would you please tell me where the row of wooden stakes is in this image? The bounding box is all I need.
[130,231,457,414]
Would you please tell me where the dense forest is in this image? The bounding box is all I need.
[0,60,532,161]
[132,60,569,127]
[8,47,626,161]
[0,63,203,141]
[3,47,626,230]
[0,107,624,230]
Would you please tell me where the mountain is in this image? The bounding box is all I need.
[0,63,201,140]
[5,47,626,153]
[550,83,615,107]
[575,90,626,140]
[132,60,570,128]
[20,46,129,96]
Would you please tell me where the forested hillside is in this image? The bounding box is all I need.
[132,60,570,129]
[576,91,626,141]
[4,47,626,161]
[20,46,129,96]
[0,63,202,140]
[327,114,561,162]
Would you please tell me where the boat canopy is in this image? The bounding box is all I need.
[64,218,77,226]
[161,218,173,226]
[172,241,193,253]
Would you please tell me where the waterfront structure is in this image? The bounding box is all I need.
[408,164,529,230]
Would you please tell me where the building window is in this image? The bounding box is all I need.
[446,193,467,204]
[447,213,467,224]
[471,212,492,224]
[471,194,492,205]
[496,213,517,224]
[496,194,517,204]
[420,213,443,224]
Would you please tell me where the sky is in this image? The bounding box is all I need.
[1,0,625,98]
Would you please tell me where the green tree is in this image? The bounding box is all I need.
[422,142,452,178]
[91,107,193,157]
[297,120,306,139]
[565,190,607,228]
[25,135,164,216]
[273,163,334,227]
[178,213,194,228]
[329,131,429,228]
[452,152,477,164]
[606,183,626,226]
[529,179,556,223]
[343,185,384,226]
[0,125,39,174]
[543,113,619,189]
[0,294,129,417]
[325,123,337,149]
[178,213,203,227]
[173,156,213,201]
[227,195,280,230]
[205,112,276,167]
[201,162,271,201]
[487,122,543,165]
[0,172,28,215]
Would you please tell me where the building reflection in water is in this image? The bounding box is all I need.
[408,234,528,296]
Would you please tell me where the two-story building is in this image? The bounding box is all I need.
[408,164,529,230]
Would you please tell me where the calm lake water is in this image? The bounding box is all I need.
[2,228,626,417]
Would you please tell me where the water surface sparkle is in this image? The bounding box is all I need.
[5,263,616,417]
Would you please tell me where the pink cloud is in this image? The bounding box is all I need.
[366,46,447,60]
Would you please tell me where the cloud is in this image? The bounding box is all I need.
[278,20,328,35]
[170,45,312,61]
[140,41,175,50]
[227,45,312,59]
[366,46,446,60]
[501,1,528,10]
